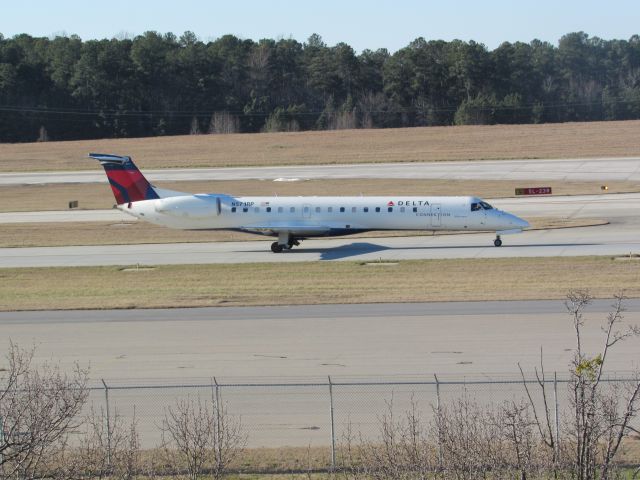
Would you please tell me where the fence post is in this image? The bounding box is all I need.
[434,374,442,469]
[554,371,560,456]
[101,379,112,469]
[328,376,336,471]
[213,376,221,459]
[0,415,4,465]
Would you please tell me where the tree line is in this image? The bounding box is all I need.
[1,31,640,142]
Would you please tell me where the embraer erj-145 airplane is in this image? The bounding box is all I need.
[91,153,529,253]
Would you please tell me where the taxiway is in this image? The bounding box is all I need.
[1,157,640,185]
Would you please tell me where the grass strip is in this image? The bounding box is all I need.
[1,257,638,311]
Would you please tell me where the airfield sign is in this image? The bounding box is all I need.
[515,187,552,195]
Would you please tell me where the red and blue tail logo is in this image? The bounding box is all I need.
[89,153,160,204]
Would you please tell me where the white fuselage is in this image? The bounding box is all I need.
[118,193,529,238]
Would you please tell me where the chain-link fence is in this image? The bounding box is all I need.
[86,373,640,470]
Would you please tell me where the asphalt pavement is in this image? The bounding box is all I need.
[2,156,640,185]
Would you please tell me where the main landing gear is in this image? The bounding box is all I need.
[494,235,502,247]
[271,234,301,253]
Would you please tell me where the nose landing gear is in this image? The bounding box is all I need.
[494,235,502,247]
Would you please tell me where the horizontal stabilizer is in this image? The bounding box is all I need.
[89,153,131,165]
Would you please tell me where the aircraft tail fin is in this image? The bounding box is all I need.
[89,153,161,204]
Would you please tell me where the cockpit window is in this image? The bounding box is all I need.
[471,201,494,211]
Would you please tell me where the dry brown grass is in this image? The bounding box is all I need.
[2,120,640,172]
[229,443,640,477]
[0,218,604,248]
[229,442,640,477]
[232,446,330,474]
[0,178,634,213]
[1,257,638,311]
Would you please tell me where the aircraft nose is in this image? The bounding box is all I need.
[513,215,530,229]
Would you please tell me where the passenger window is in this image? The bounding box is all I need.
[388,207,393,212]
[242,207,248,213]
[266,207,271,212]
[340,207,345,213]
[328,207,333,213]
[290,207,295,213]
[400,207,405,213]
[413,207,417,213]
[352,207,357,213]
[315,207,321,213]
[375,207,381,213]
[231,207,236,213]
[278,207,283,213]
[254,207,260,213]
[364,207,369,212]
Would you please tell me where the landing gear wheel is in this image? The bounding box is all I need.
[271,242,284,253]
[494,237,503,247]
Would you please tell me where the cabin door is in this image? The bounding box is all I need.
[430,204,441,227]
[303,204,312,219]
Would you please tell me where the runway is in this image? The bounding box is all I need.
[4,300,639,448]
[2,156,640,185]
[1,223,638,267]
[3,299,638,380]
[0,208,127,223]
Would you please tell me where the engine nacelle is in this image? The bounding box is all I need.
[154,195,221,218]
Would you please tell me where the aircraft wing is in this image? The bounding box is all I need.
[240,224,332,236]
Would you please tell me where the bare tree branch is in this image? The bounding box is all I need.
[160,393,245,479]
[0,342,89,479]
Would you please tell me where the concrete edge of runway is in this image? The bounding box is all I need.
[3,298,640,321]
